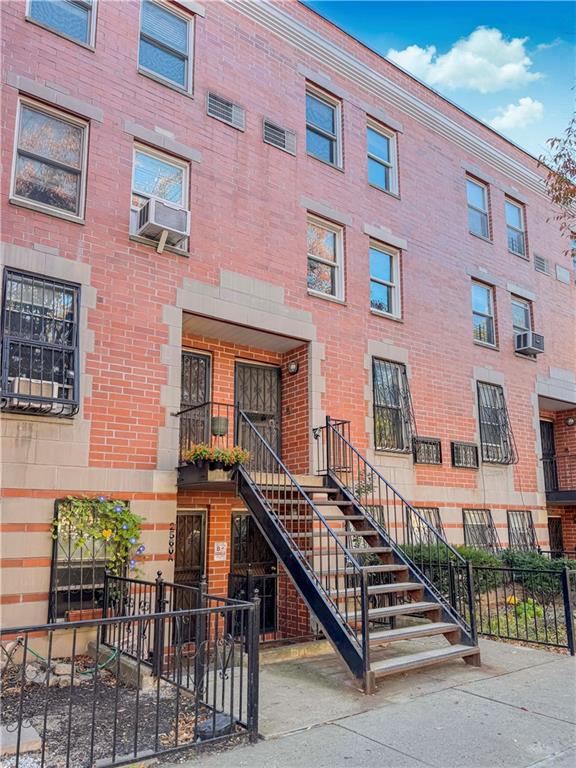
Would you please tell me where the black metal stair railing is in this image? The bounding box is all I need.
[315,417,477,644]
[235,409,372,685]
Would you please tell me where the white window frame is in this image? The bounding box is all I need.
[369,240,401,319]
[138,0,194,95]
[466,177,490,240]
[25,0,98,49]
[367,118,398,195]
[10,98,89,223]
[511,296,532,335]
[306,215,345,301]
[505,199,526,257]
[305,84,342,169]
[471,281,496,348]
[130,143,190,251]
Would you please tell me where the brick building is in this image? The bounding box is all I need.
[1,0,575,653]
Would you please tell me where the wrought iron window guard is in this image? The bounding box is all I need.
[412,436,442,464]
[477,381,517,465]
[463,508,501,552]
[451,441,479,469]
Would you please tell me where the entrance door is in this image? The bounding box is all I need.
[235,362,281,466]
[180,352,211,447]
[229,512,277,634]
[540,420,558,492]
[172,511,205,640]
[548,517,564,558]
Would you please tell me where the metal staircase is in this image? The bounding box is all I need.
[236,411,480,692]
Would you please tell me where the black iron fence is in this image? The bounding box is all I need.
[0,584,260,767]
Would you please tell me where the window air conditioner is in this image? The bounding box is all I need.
[7,377,60,409]
[515,331,544,355]
[137,198,190,251]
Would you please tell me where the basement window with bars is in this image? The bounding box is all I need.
[1,270,79,416]
[463,509,501,552]
[48,500,118,622]
[507,510,537,551]
[451,441,479,469]
[372,358,414,452]
[477,382,517,464]
[408,507,445,544]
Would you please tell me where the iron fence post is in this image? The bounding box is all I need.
[101,570,109,644]
[561,567,575,656]
[447,559,457,611]
[466,561,478,644]
[194,574,208,698]
[152,571,166,677]
[359,570,374,693]
[248,588,260,742]
[325,415,331,474]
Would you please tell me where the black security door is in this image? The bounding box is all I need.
[540,420,558,492]
[547,518,564,558]
[180,351,211,447]
[172,510,205,640]
[235,362,281,465]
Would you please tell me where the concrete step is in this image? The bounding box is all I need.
[371,644,480,678]
[347,563,409,574]
[366,621,461,644]
[337,582,424,599]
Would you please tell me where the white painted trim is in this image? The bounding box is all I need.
[367,118,398,196]
[224,0,549,199]
[307,214,345,301]
[305,82,343,169]
[25,0,98,48]
[368,240,401,320]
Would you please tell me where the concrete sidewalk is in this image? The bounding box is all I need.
[166,639,576,768]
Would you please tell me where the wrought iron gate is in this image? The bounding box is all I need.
[180,351,211,445]
[173,511,205,635]
[540,420,558,492]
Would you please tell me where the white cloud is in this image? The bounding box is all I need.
[489,97,544,131]
[536,38,562,52]
[387,27,542,94]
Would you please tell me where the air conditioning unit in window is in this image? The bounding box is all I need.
[7,378,60,410]
[515,331,544,355]
[137,197,190,252]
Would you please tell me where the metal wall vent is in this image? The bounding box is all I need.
[534,254,550,275]
[206,92,245,131]
[263,119,296,155]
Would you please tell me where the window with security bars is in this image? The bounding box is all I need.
[477,382,516,464]
[507,510,537,551]
[463,509,501,552]
[1,270,79,416]
[372,359,414,452]
[413,437,442,464]
[48,500,118,622]
[451,441,479,469]
[408,507,445,544]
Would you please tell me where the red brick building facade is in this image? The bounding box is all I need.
[1,0,575,631]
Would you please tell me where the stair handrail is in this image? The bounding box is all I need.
[236,409,369,651]
[320,417,475,638]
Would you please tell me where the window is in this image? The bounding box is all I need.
[471,282,496,346]
[139,0,193,92]
[372,358,414,452]
[408,507,444,544]
[306,86,341,167]
[11,100,88,220]
[369,242,401,318]
[477,382,516,464]
[27,0,96,46]
[49,499,117,622]
[511,296,532,334]
[451,441,479,469]
[505,199,526,256]
[1,270,79,416]
[367,120,398,194]
[307,216,344,299]
[463,509,500,552]
[466,178,489,239]
[507,510,537,551]
[130,145,189,248]
[413,437,442,465]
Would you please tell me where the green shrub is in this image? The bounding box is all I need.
[500,549,575,599]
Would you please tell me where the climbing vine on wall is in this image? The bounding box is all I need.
[52,496,145,575]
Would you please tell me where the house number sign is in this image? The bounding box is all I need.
[214,541,227,562]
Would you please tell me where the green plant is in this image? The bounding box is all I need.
[52,496,145,576]
[181,443,250,467]
[501,549,576,599]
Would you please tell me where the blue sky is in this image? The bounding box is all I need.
[302,1,575,158]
